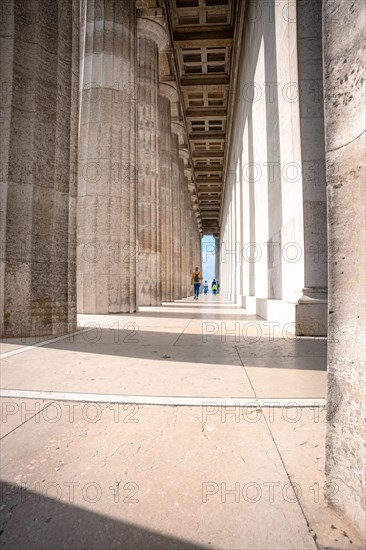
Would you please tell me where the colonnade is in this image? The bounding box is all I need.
[1,0,79,337]
[0,0,364,538]
[220,0,328,337]
[77,2,201,311]
[1,0,202,336]
[218,0,365,535]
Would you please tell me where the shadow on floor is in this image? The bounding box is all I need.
[125,311,260,320]
[1,328,328,370]
[0,481,208,550]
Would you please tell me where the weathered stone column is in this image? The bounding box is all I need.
[179,160,188,298]
[170,124,181,300]
[158,94,173,303]
[215,237,220,281]
[296,0,328,336]
[323,0,365,536]
[158,81,178,303]
[183,184,191,296]
[176,157,187,299]
[78,0,137,314]
[189,205,198,294]
[187,199,193,295]
[178,147,191,298]
[137,11,169,306]
[1,0,79,337]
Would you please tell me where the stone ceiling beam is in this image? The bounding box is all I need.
[186,109,227,118]
[181,76,230,87]
[194,166,223,172]
[188,133,225,141]
[173,30,233,48]
[193,151,224,158]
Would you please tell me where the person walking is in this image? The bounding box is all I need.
[211,279,217,295]
[203,280,209,295]
[191,267,203,300]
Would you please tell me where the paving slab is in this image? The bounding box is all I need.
[262,407,364,549]
[0,400,317,550]
[0,298,357,549]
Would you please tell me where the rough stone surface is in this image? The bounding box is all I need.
[171,132,181,300]
[137,33,161,306]
[158,95,174,302]
[0,0,79,337]
[77,0,137,314]
[323,0,366,537]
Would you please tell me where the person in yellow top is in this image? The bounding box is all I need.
[191,267,203,300]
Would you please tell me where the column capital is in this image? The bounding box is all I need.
[184,166,193,179]
[171,118,186,138]
[159,80,179,104]
[179,146,190,162]
[137,9,169,53]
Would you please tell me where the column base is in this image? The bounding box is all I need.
[0,322,77,340]
[295,288,328,337]
[240,291,328,336]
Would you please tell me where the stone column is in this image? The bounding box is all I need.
[215,237,220,281]
[179,160,188,299]
[184,185,191,296]
[187,202,193,295]
[323,0,366,536]
[295,0,328,336]
[0,0,79,337]
[170,130,181,300]
[175,158,185,299]
[158,81,178,303]
[179,153,190,297]
[158,94,173,303]
[78,0,137,314]
[171,119,187,301]
[137,11,169,306]
[188,203,201,292]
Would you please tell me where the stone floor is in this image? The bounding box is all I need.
[0,297,363,549]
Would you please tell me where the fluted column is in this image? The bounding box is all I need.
[189,206,196,295]
[159,81,178,303]
[179,147,190,299]
[170,131,181,300]
[1,0,79,337]
[175,158,186,299]
[78,0,137,314]
[137,34,160,306]
[158,95,173,302]
[215,237,220,280]
[137,12,169,306]
[187,189,194,295]
[179,163,188,298]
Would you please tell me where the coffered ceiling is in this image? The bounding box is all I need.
[165,0,238,236]
[138,0,241,236]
